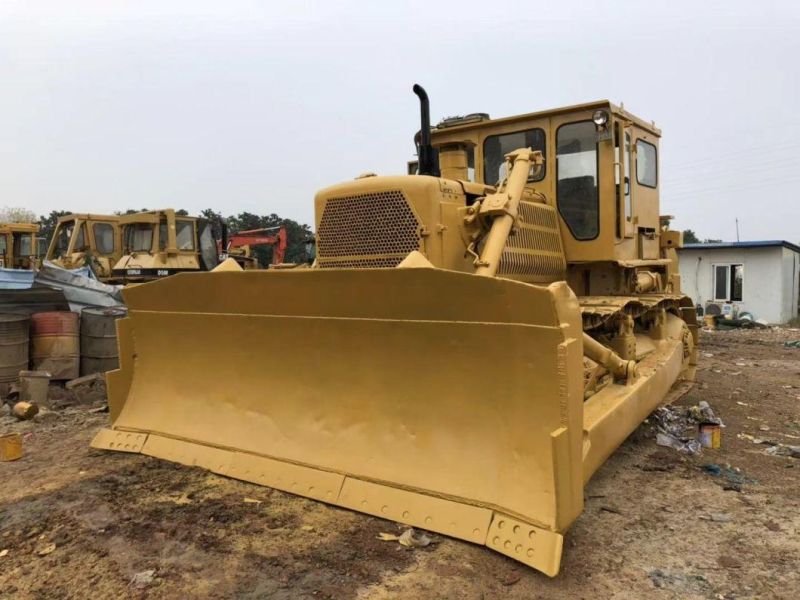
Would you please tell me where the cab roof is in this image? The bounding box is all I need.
[118,210,198,224]
[0,222,39,233]
[57,213,121,223]
[432,100,661,137]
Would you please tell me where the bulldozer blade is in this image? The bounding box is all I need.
[93,267,587,576]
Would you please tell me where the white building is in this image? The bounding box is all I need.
[678,241,800,324]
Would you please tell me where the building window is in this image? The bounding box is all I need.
[557,121,599,240]
[636,139,657,188]
[713,264,743,301]
[483,128,546,185]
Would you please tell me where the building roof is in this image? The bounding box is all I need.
[681,240,800,254]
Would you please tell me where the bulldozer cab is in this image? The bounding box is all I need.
[46,214,122,280]
[113,210,218,281]
[0,223,41,270]
[428,101,663,266]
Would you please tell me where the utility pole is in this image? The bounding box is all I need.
[735,218,740,242]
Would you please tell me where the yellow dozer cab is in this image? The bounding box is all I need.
[0,222,44,270]
[94,86,697,577]
[111,210,219,282]
[46,214,122,280]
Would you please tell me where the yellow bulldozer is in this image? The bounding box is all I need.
[0,222,44,270]
[111,209,219,282]
[46,214,122,280]
[93,86,697,576]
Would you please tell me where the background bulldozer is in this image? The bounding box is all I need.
[94,86,697,577]
[111,209,219,282]
[46,214,122,280]
[0,222,45,270]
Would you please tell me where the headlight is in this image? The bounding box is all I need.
[592,110,609,127]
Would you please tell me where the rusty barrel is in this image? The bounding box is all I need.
[80,307,127,376]
[30,311,80,380]
[0,314,30,384]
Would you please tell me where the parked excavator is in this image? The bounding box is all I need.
[0,222,45,270]
[94,86,697,577]
[111,209,219,282]
[46,214,122,280]
[219,225,287,269]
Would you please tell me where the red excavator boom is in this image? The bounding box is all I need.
[223,226,287,266]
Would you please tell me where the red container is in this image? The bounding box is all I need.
[30,311,79,335]
[30,311,80,380]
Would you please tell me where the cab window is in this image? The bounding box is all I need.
[158,218,168,250]
[54,222,74,255]
[74,223,88,251]
[483,128,546,185]
[126,224,154,252]
[15,233,33,256]
[93,223,115,254]
[176,220,195,250]
[556,121,599,240]
[21,234,34,256]
[636,139,657,187]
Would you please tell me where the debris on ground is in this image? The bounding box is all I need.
[647,568,712,594]
[764,444,800,459]
[699,512,733,523]
[35,542,56,557]
[130,569,157,589]
[0,432,23,461]
[653,400,723,454]
[599,505,622,515]
[737,433,800,458]
[704,316,768,331]
[18,371,51,405]
[377,528,435,548]
[701,463,754,488]
[12,401,39,421]
[784,340,800,348]
[65,372,105,390]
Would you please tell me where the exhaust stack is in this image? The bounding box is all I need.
[412,84,440,177]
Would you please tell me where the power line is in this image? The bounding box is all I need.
[663,139,800,169]
[663,174,800,201]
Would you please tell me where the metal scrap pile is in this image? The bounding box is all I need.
[653,401,723,454]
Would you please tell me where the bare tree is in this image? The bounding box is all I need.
[0,207,37,223]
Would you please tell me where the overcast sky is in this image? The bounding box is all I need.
[1,1,798,242]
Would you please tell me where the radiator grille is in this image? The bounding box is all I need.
[317,190,421,268]
[498,201,566,283]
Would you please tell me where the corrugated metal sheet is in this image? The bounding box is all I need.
[0,287,70,315]
[35,263,123,312]
[0,262,124,312]
[0,268,35,290]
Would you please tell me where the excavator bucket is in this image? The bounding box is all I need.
[93,265,587,576]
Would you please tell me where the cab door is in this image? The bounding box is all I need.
[612,122,638,264]
[552,109,617,263]
[630,127,660,259]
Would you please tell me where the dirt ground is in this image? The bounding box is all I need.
[1,327,799,599]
